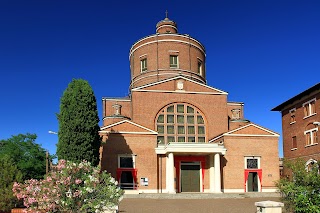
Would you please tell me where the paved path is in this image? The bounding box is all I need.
[118,194,283,213]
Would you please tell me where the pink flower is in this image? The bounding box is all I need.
[75,179,82,184]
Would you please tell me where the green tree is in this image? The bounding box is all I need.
[276,158,320,213]
[57,79,101,166]
[0,155,23,211]
[0,133,47,180]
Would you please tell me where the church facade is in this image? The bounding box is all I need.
[99,16,280,193]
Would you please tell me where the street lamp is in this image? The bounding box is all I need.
[47,130,58,174]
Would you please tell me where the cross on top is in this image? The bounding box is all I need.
[165,10,168,18]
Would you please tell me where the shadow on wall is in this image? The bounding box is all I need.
[221,156,228,190]
[100,128,133,178]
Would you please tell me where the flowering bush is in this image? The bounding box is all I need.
[12,159,124,213]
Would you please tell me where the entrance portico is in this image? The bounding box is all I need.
[155,142,226,193]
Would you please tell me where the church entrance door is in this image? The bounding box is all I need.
[180,162,200,192]
[247,172,259,192]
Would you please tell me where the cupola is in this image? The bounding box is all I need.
[156,11,177,34]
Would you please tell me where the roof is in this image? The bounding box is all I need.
[271,82,320,111]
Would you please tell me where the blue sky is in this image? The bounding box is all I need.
[1,0,319,159]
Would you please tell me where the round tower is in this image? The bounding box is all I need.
[129,14,206,90]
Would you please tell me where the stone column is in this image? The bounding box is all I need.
[166,152,175,193]
[214,153,221,193]
[209,154,215,192]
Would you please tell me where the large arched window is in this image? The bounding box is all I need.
[156,103,205,144]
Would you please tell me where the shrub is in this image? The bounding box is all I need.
[276,158,320,213]
[13,159,124,212]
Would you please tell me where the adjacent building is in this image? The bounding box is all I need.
[272,83,320,175]
[99,15,280,193]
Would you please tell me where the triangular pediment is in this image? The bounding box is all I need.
[224,123,279,137]
[132,76,228,95]
[100,120,157,135]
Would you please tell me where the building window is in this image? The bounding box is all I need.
[289,108,296,124]
[245,157,260,169]
[118,155,135,168]
[117,155,137,190]
[141,58,147,72]
[304,123,318,146]
[303,98,316,118]
[198,60,203,75]
[156,103,205,144]
[170,55,178,68]
[292,136,297,149]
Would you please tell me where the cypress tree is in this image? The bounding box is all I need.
[57,79,101,166]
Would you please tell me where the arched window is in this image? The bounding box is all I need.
[305,159,318,172]
[156,103,205,144]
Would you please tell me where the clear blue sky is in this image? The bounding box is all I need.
[1,0,319,159]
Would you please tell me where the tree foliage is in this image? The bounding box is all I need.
[57,79,101,166]
[0,155,23,211]
[276,158,320,213]
[0,133,47,180]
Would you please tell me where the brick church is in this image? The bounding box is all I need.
[99,15,280,193]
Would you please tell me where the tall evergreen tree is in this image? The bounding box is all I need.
[57,79,101,166]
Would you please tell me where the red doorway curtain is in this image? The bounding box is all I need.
[244,169,262,192]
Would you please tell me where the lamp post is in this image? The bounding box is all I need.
[48,130,58,174]
[46,151,49,175]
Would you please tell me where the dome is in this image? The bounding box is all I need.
[156,13,178,34]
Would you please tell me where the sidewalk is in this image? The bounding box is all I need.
[119,193,283,213]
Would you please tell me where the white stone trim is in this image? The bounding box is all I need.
[123,190,139,194]
[130,39,205,58]
[155,143,227,155]
[102,98,131,102]
[130,34,205,57]
[156,24,178,31]
[227,102,244,106]
[130,72,205,88]
[99,131,157,135]
[261,188,278,192]
[135,89,226,95]
[138,189,161,193]
[209,123,279,143]
[100,120,157,134]
[132,75,228,95]
[222,189,245,193]
[225,123,279,136]
[225,134,279,137]
[208,134,224,143]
